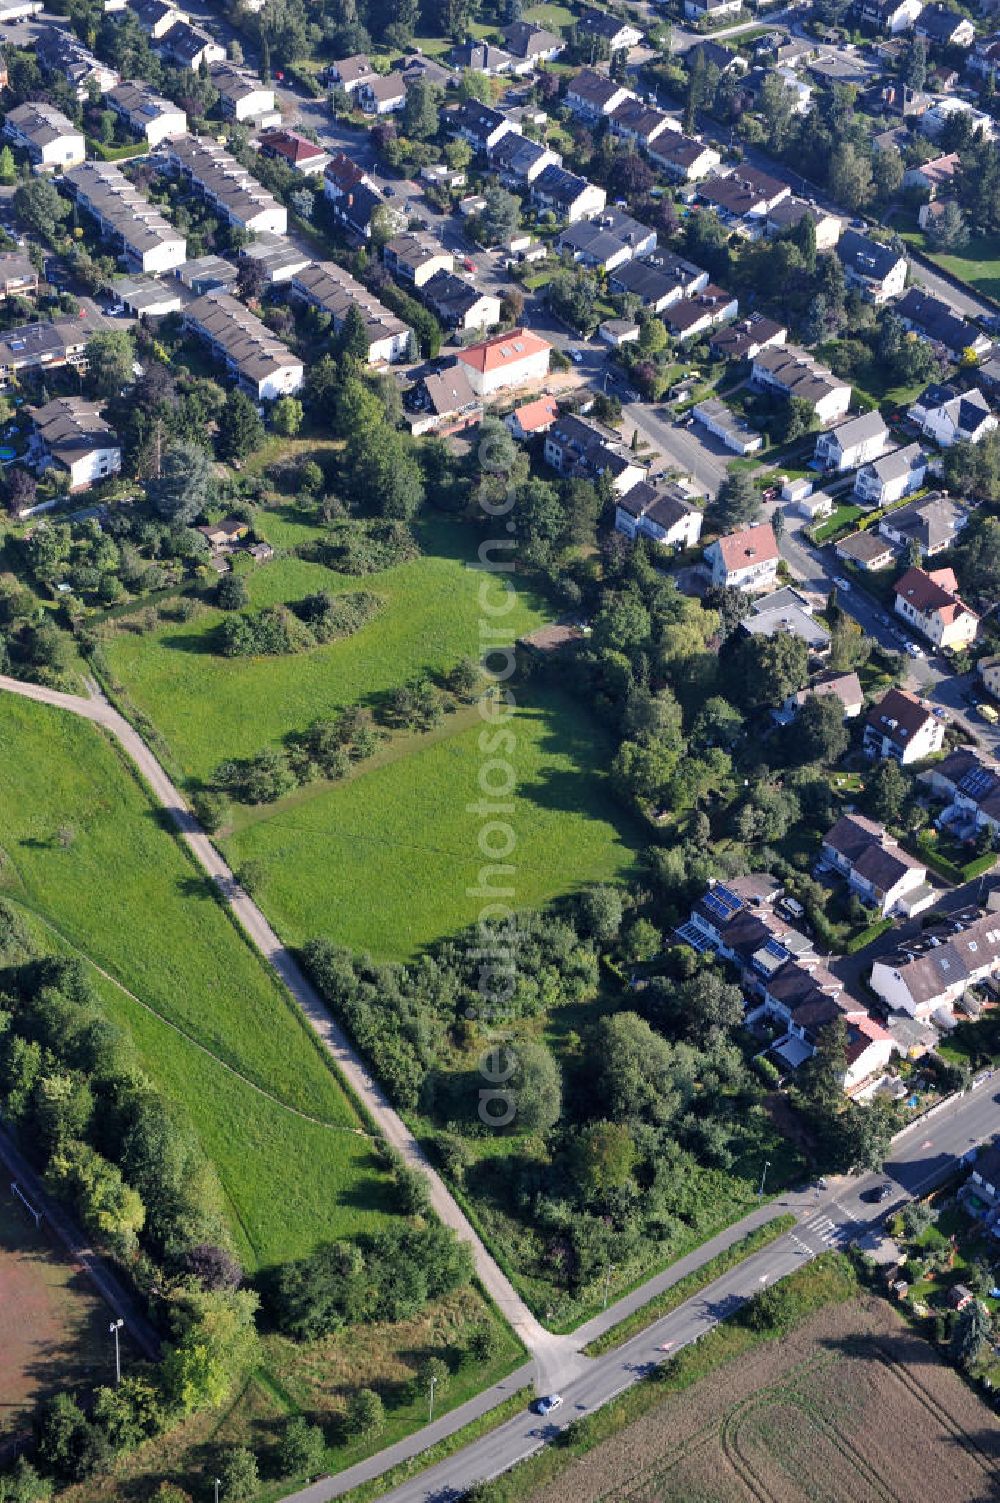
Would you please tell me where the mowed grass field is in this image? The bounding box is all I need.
[222,687,640,959]
[0,696,395,1271]
[0,1195,111,1435]
[102,517,550,785]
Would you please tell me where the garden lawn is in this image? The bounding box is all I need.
[0,695,394,1270]
[102,516,550,785]
[222,686,640,960]
[899,223,1000,303]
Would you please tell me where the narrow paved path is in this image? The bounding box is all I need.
[0,675,577,1387]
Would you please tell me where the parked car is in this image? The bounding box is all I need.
[833,576,852,590]
[569,349,584,364]
[533,1394,563,1416]
[932,707,948,720]
[463,257,477,273]
[978,703,999,725]
[906,642,924,659]
[862,1183,893,1203]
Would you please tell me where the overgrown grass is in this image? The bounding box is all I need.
[0,695,394,1270]
[583,1215,798,1356]
[222,685,642,960]
[101,515,550,785]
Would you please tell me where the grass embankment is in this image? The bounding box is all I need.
[0,694,393,1270]
[583,1214,797,1356]
[465,1255,860,1502]
[102,518,550,785]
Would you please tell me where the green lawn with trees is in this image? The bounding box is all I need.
[101,517,549,785]
[0,694,394,1269]
[222,686,641,960]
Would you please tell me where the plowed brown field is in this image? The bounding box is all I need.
[531,1295,1000,1503]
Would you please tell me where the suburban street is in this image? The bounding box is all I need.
[285,1075,1000,1503]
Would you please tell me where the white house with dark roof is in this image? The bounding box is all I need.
[837,229,908,302]
[544,412,644,494]
[530,164,606,222]
[447,100,521,153]
[4,101,84,172]
[814,410,889,472]
[854,443,928,506]
[751,345,851,425]
[575,7,642,51]
[878,492,965,554]
[615,480,704,549]
[909,384,997,449]
[703,520,780,591]
[649,133,721,183]
[863,686,945,764]
[29,396,120,491]
[870,909,1000,1019]
[565,68,635,118]
[501,20,564,62]
[107,80,186,146]
[821,813,931,918]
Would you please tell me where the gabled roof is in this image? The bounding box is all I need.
[823,409,887,451]
[865,686,936,747]
[837,228,905,283]
[712,520,779,571]
[259,128,325,165]
[895,564,976,626]
[567,67,633,108]
[502,20,562,56]
[422,364,479,416]
[510,394,559,432]
[323,150,370,192]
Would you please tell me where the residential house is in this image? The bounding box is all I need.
[160,19,225,71]
[132,0,187,40]
[837,229,908,302]
[693,397,762,454]
[969,1141,1000,1205]
[63,160,187,276]
[896,287,991,360]
[209,64,277,123]
[864,686,945,763]
[894,564,979,650]
[383,231,454,288]
[183,291,303,400]
[447,100,520,153]
[454,327,551,397]
[325,177,400,240]
[764,197,842,250]
[710,312,787,362]
[557,208,655,273]
[854,443,928,506]
[870,909,1000,1018]
[447,41,516,75]
[196,517,249,552]
[0,311,113,390]
[565,68,636,118]
[684,0,743,19]
[857,0,925,33]
[981,655,1000,698]
[821,813,930,917]
[288,261,411,365]
[598,317,639,347]
[699,166,791,230]
[664,285,739,341]
[177,254,238,294]
[878,492,966,554]
[530,164,606,222]
[608,98,673,151]
[648,132,721,182]
[815,410,889,472]
[575,7,642,52]
[35,25,118,98]
[915,3,975,45]
[237,235,311,287]
[776,671,865,723]
[902,151,960,196]
[29,396,120,491]
[258,129,329,176]
[165,135,286,236]
[501,20,564,63]
[741,586,832,656]
[543,412,645,494]
[505,393,559,441]
[420,269,502,332]
[836,529,899,571]
[406,364,481,436]
[362,74,407,114]
[0,254,37,298]
[908,383,997,448]
[921,97,995,141]
[609,252,709,312]
[921,745,1000,836]
[323,150,376,202]
[106,80,186,147]
[691,40,744,73]
[751,344,851,425]
[110,275,182,316]
[488,132,562,185]
[328,54,375,92]
[3,102,84,172]
[704,520,780,591]
[615,479,704,550]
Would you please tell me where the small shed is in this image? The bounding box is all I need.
[797,490,833,520]
[781,476,813,504]
[948,1283,974,1311]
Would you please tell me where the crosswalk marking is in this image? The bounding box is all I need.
[803,1214,846,1247]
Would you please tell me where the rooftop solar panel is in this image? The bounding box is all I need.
[959,767,999,802]
[713,883,744,914]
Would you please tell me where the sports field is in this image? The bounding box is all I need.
[101,516,550,785]
[0,695,394,1270]
[222,686,639,959]
[0,1194,110,1436]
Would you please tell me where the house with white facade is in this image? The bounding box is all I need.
[615,479,704,550]
[544,412,645,495]
[837,229,908,303]
[854,443,927,506]
[565,68,635,118]
[895,564,979,651]
[870,909,1000,1019]
[530,165,606,223]
[703,520,780,591]
[814,410,889,472]
[164,136,286,236]
[289,261,411,365]
[575,7,642,51]
[776,671,864,724]
[183,291,303,400]
[879,492,966,555]
[453,327,550,398]
[908,384,997,449]
[107,80,186,146]
[209,64,277,123]
[649,133,721,182]
[29,397,120,491]
[864,686,945,764]
[751,345,851,425]
[693,397,762,455]
[62,161,186,276]
[4,102,84,172]
[821,813,931,917]
[383,231,453,289]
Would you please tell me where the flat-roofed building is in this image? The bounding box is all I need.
[0,253,38,298]
[164,135,287,236]
[63,160,186,275]
[184,291,303,399]
[238,234,311,285]
[110,275,182,316]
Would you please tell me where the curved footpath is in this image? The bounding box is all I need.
[2,677,997,1502]
[0,674,575,1389]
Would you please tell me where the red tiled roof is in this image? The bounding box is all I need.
[511,394,558,432]
[260,128,324,164]
[714,521,779,571]
[455,326,551,373]
[894,564,977,625]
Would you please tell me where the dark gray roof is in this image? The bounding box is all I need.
[837,228,905,283]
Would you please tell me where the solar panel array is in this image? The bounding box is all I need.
[958,766,999,803]
[701,884,744,923]
[763,938,791,963]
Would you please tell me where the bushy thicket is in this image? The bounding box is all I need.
[218,590,384,657]
[317,518,420,575]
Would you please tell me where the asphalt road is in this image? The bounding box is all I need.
[303,1075,1000,1503]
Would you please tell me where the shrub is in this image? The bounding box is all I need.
[344,1388,384,1440]
[277,1416,325,1477]
[218,1446,258,1502]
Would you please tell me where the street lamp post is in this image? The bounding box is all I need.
[428,1374,438,1424]
[214,1479,220,1503]
[109,1318,124,1386]
[758,1160,771,1199]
